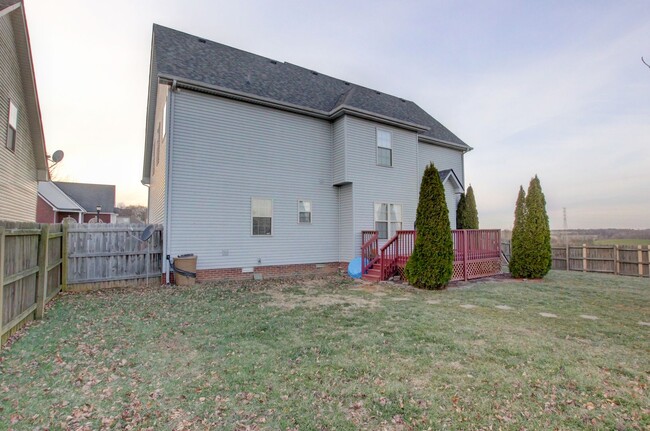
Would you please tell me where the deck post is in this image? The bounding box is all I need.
[463,230,468,281]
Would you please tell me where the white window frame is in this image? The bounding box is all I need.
[376,129,392,167]
[298,199,312,224]
[6,100,17,152]
[162,97,168,139]
[374,202,402,239]
[251,197,273,236]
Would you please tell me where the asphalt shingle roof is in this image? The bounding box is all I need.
[53,182,116,213]
[0,0,20,11]
[152,24,469,148]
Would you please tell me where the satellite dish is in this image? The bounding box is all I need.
[140,224,155,242]
[51,150,64,163]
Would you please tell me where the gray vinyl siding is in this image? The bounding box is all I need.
[147,84,169,225]
[418,142,465,229]
[418,142,465,187]
[0,12,36,222]
[344,116,419,256]
[338,183,354,262]
[169,89,339,269]
[332,116,346,185]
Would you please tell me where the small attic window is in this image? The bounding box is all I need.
[311,71,318,75]
[400,98,406,102]
[269,60,277,64]
[197,38,207,43]
[344,82,350,86]
[375,91,381,95]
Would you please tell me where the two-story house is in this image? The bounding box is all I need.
[0,0,49,222]
[142,25,471,282]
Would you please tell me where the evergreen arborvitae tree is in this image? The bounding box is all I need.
[510,176,552,278]
[522,175,552,278]
[456,193,467,229]
[509,186,527,277]
[404,163,454,289]
[465,185,479,229]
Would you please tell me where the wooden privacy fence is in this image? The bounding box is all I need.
[66,224,163,289]
[552,244,649,277]
[1,221,64,346]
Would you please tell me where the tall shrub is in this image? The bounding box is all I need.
[522,175,552,277]
[465,185,479,229]
[405,163,454,289]
[456,193,467,229]
[509,186,527,277]
[510,176,552,278]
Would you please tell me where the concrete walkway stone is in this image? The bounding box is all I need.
[539,312,558,318]
[460,304,477,309]
[495,305,513,310]
[579,315,598,320]
[639,321,650,327]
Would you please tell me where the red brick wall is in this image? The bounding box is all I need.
[36,196,56,223]
[161,262,343,284]
[82,213,112,223]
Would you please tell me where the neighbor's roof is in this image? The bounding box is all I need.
[38,181,84,212]
[0,0,20,13]
[53,182,116,213]
[144,25,470,183]
[1,0,49,180]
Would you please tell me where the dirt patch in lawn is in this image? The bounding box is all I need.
[264,290,379,310]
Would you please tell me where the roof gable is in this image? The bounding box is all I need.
[1,0,49,180]
[439,169,464,190]
[38,181,84,212]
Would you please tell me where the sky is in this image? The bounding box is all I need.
[23,0,650,229]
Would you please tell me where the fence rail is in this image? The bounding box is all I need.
[552,244,649,277]
[1,222,64,346]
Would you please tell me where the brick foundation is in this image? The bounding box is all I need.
[162,262,344,284]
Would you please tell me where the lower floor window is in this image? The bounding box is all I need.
[374,203,402,239]
[252,198,273,235]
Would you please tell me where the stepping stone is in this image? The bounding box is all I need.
[539,312,558,318]
[639,321,650,327]
[426,299,441,305]
[460,304,477,309]
[495,305,512,310]
[392,297,411,301]
[579,315,598,320]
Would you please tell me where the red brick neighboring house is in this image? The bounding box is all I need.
[36,181,117,223]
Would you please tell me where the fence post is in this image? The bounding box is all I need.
[35,224,50,320]
[638,245,643,277]
[61,222,69,291]
[0,227,5,342]
[614,245,619,275]
[582,244,587,272]
[565,245,569,271]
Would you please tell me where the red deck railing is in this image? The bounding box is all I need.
[361,229,501,282]
[361,230,379,277]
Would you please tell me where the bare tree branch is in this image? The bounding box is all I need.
[643,56,650,69]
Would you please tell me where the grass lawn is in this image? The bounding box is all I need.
[1,271,648,430]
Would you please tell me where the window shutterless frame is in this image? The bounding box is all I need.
[297,199,312,224]
[6,99,17,152]
[374,202,402,239]
[376,128,392,167]
[251,197,273,236]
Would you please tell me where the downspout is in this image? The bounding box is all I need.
[164,82,176,283]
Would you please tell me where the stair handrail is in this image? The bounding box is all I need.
[361,230,379,276]
[379,233,399,280]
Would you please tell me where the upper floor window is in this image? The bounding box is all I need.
[252,197,273,235]
[6,100,17,152]
[376,129,392,167]
[374,203,402,239]
[298,200,312,223]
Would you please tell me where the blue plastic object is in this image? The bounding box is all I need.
[348,257,367,279]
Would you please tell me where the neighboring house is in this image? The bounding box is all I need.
[142,25,471,281]
[0,0,49,222]
[36,181,117,223]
